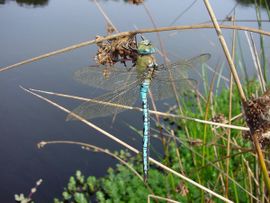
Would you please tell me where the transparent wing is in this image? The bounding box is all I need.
[69,54,210,119]
[73,65,139,91]
[67,82,140,120]
[156,53,211,81]
[148,53,210,100]
[150,78,197,100]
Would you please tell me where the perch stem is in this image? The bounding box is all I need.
[20,85,233,203]
[203,0,270,194]
[1,24,270,73]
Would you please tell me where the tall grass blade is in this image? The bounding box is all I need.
[255,0,267,82]
[244,31,266,92]
[20,85,234,203]
[236,32,249,83]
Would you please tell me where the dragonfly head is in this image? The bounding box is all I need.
[138,40,156,55]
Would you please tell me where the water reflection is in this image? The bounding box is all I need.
[1,0,269,9]
[0,0,142,6]
[88,0,270,8]
[0,0,48,7]
[236,0,270,8]
[89,0,145,5]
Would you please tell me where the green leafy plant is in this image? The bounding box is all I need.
[54,80,269,202]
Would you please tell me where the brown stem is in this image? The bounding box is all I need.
[1,24,270,73]
[203,0,270,195]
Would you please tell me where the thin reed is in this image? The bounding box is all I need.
[5,1,270,202]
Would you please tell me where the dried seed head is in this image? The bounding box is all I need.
[211,114,227,124]
[175,181,189,196]
[106,23,115,35]
[95,35,138,67]
[188,138,203,147]
[243,91,270,148]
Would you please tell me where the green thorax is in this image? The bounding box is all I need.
[136,39,157,78]
[137,40,156,55]
[136,55,156,75]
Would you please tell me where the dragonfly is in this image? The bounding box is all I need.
[67,40,211,181]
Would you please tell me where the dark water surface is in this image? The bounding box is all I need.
[0,0,269,202]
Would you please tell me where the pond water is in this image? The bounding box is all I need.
[0,0,269,202]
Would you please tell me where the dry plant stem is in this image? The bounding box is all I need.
[251,32,266,92]
[205,64,230,83]
[214,174,225,195]
[233,136,267,201]
[205,19,270,23]
[212,140,226,193]
[1,24,270,73]
[92,0,119,33]
[160,127,259,200]
[226,15,236,197]
[40,140,144,180]
[147,194,180,203]
[40,140,155,196]
[253,133,270,194]
[203,0,270,194]
[28,87,249,131]
[20,86,233,203]
[245,32,266,92]
[226,76,234,196]
[203,0,246,102]
[42,141,157,200]
[244,160,260,192]
[171,130,185,175]
[255,157,259,201]
[202,60,218,166]
[170,0,198,26]
[246,161,255,203]
[201,61,218,202]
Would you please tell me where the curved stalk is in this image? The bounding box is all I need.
[1,24,270,73]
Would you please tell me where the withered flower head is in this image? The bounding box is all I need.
[106,23,115,35]
[211,114,227,124]
[243,90,270,148]
[175,181,189,196]
[95,35,138,67]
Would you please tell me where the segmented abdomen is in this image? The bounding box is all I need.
[140,79,150,181]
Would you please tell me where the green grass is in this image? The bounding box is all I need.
[52,80,267,203]
[13,1,270,202]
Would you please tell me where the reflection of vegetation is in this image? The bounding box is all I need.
[123,0,144,5]
[88,0,145,5]
[16,0,48,7]
[1,0,268,7]
[0,0,48,7]
[236,0,270,8]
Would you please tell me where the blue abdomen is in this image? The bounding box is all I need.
[140,80,150,181]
